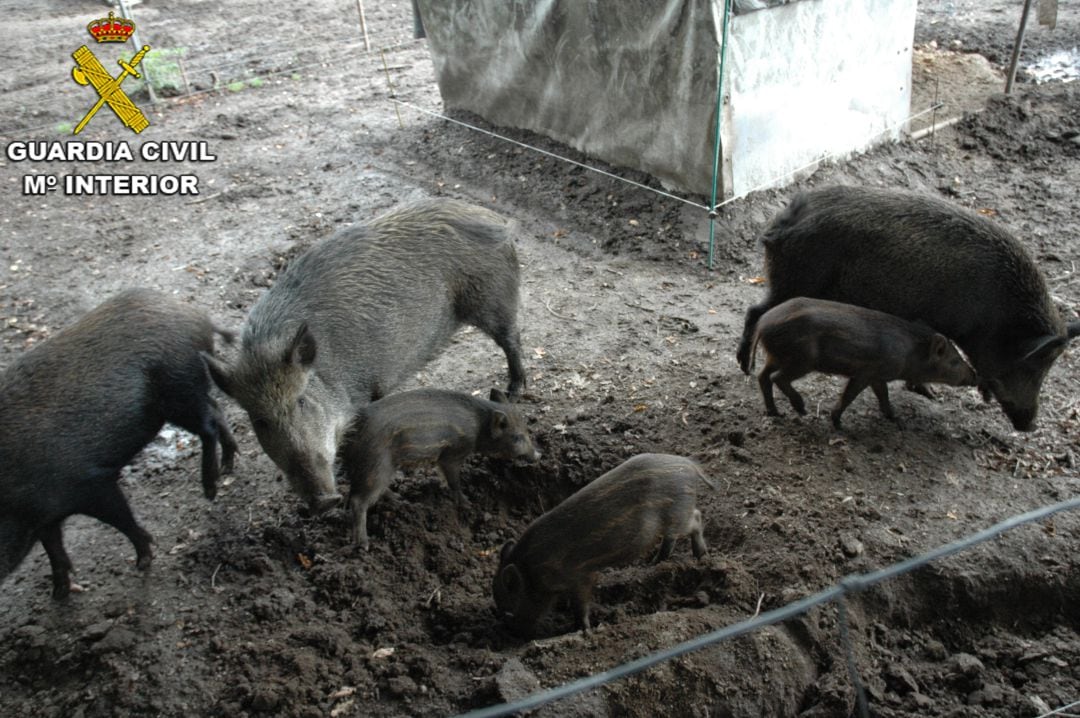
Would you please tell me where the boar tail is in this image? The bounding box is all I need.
[213,325,237,345]
[691,462,718,490]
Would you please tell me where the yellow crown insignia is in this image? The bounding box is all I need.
[87,12,135,43]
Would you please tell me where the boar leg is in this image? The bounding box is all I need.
[168,394,233,501]
[39,522,76,599]
[348,460,394,550]
[348,494,371,550]
[758,363,781,416]
[572,583,596,634]
[654,536,675,562]
[737,301,772,374]
[496,329,527,401]
[437,451,470,507]
[772,369,808,416]
[831,376,872,429]
[84,480,154,570]
[689,509,708,559]
[871,382,900,424]
[212,401,239,476]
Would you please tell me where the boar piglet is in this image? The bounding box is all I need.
[206,199,526,514]
[736,186,1080,431]
[0,289,237,598]
[752,297,976,428]
[492,453,715,636]
[344,388,538,549]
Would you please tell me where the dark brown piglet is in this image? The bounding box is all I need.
[344,388,538,549]
[492,453,714,636]
[0,289,237,599]
[751,297,977,428]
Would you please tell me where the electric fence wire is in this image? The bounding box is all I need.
[1038,698,1080,718]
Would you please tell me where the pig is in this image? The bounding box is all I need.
[735,186,1080,431]
[0,289,237,598]
[492,453,714,636]
[204,199,527,514]
[343,387,539,549]
[750,297,977,428]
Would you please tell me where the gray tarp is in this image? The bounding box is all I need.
[416,0,724,196]
[416,0,916,199]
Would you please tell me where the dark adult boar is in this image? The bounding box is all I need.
[492,453,714,636]
[735,186,1080,431]
[205,199,526,513]
[751,297,977,428]
[0,289,237,598]
[344,387,539,549]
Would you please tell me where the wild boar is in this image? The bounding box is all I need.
[0,289,236,598]
[344,387,539,549]
[492,453,714,636]
[751,297,977,428]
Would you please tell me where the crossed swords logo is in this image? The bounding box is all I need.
[71,43,151,134]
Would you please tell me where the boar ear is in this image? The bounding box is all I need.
[284,322,317,368]
[203,352,235,397]
[1067,320,1080,340]
[490,410,510,435]
[1019,334,1066,362]
[500,563,524,595]
[489,387,509,404]
[927,334,950,359]
[499,540,516,563]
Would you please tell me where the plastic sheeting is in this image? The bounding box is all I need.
[416,0,916,199]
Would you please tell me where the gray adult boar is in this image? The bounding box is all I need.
[751,297,977,428]
[344,387,539,549]
[0,289,237,598]
[735,186,1080,431]
[492,453,714,636]
[205,199,526,513]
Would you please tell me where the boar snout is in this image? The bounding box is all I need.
[1002,403,1037,432]
[310,492,344,513]
[514,446,541,466]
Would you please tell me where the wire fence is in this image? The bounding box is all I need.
[458,495,1080,718]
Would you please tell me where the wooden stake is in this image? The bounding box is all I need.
[381,49,403,129]
[1005,0,1035,94]
[357,0,371,53]
[178,57,192,96]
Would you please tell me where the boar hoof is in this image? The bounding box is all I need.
[736,343,752,375]
[311,493,344,514]
[905,382,935,400]
[51,575,73,600]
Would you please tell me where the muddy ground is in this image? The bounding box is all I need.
[1,1,1079,716]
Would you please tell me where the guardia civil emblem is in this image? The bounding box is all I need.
[71,11,151,135]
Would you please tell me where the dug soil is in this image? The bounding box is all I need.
[1,1,1078,716]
